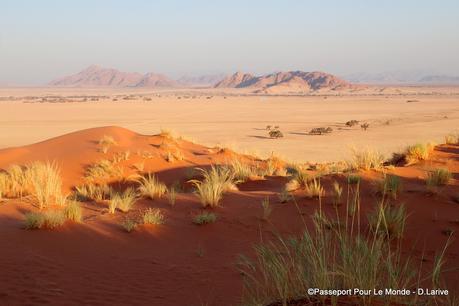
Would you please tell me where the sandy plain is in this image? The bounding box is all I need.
[0,86,458,163]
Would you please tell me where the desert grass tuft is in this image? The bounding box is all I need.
[426,168,452,194]
[24,210,66,229]
[304,178,324,199]
[278,189,291,203]
[99,135,117,153]
[349,147,384,170]
[261,197,272,220]
[190,166,236,208]
[64,201,82,222]
[137,173,167,199]
[143,208,165,225]
[85,159,124,181]
[404,143,434,165]
[193,212,217,225]
[168,187,177,206]
[332,181,343,206]
[368,203,407,239]
[109,188,137,213]
[377,174,402,200]
[445,134,459,145]
[26,161,64,209]
[121,218,138,233]
[75,183,111,202]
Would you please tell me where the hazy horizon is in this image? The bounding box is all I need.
[1,0,459,85]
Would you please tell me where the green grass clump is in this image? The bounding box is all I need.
[143,208,165,225]
[137,173,167,200]
[190,166,236,208]
[64,201,82,222]
[193,212,217,225]
[426,168,452,187]
[368,203,407,239]
[377,174,402,200]
[24,210,66,230]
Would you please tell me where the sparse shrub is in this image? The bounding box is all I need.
[261,197,272,220]
[349,148,384,170]
[137,173,167,200]
[190,166,236,208]
[377,174,402,200]
[110,188,137,213]
[304,178,324,199]
[193,212,217,225]
[368,203,407,239]
[345,119,359,127]
[309,127,333,135]
[361,122,370,130]
[112,151,130,163]
[159,128,175,139]
[404,143,434,165]
[143,208,165,225]
[426,168,452,190]
[122,218,138,232]
[268,129,283,139]
[226,159,257,181]
[64,201,82,222]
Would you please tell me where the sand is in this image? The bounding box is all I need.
[0,125,458,306]
[0,87,459,163]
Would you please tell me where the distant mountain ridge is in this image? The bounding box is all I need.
[215,71,354,93]
[49,65,178,87]
[345,71,459,85]
[177,74,226,86]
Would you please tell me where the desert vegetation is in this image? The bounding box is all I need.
[308,127,333,135]
[137,173,167,200]
[193,212,217,225]
[190,166,236,208]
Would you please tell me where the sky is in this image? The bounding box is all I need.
[1,0,458,85]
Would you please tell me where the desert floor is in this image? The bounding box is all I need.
[1,87,459,162]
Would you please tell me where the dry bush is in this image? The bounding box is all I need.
[345,119,359,127]
[121,218,138,233]
[308,127,333,135]
[137,173,167,199]
[268,129,284,139]
[190,166,236,208]
[0,165,28,198]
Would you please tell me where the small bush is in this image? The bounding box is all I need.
[377,174,402,200]
[110,188,137,213]
[345,120,359,127]
[122,218,138,233]
[193,212,217,225]
[308,127,333,135]
[24,212,45,229]
[361,122,370,130]
[137,173,167,200]
[368,203,407,239]
[143,208,165,225]
[64,201,82,222]
[268,129,283,139]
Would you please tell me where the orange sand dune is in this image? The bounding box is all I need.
[0,127,458,306]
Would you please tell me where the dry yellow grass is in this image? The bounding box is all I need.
[137,173,167,200]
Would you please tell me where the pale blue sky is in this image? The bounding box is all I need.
[1,0,458,84]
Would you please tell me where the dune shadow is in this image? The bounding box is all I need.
[247,135,272,139]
